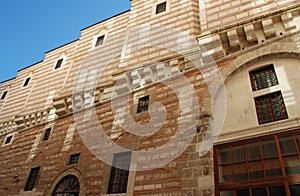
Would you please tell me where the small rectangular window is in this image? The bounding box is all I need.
[250,65,278,91]
[68,153,80,165]
[23,77,31,87]
[0,91,8,100]
[137,95,149,113]
[156,2,167,14]
[4,135,13,144]
[255,91,288,124]
[24,167,40,191]
[55,59,63,69]
[108,151,132,194]
[95,35,105,47]
[42,128,52,141]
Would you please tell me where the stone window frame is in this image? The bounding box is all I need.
[0,90,8,100]
[101,151,136,195]
[52,174,80,195]
[151,0,171,18]
[67,153,81,165]
[3,133,14,146]
[249,64,279,91]
[107,151,132,194]
[42,127,52,141]
[92,30,108,49]
[22,77,31,87]
[24,167,41,191]
[137,95,150,114]
[49,168,84,196]
[254,91,288,124]
[248,63,288,125]
[53,53,67,70]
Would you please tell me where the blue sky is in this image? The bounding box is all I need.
[0,1,131,82]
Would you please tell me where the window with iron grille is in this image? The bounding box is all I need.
[156,2,167,14]
[137,95,149,113]
[108,151,132,194]
[4,135,13,144]
[250,65,278,91]
[53,175,80,196]
[42,127,51,141]
[68,153,80,165]
[95,35,105,47]
[23,77,31,87]
[255,91,288,124]
[55,59,63,69]
[24,167,40,191]
[0,91,8,100]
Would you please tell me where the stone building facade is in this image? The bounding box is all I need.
[1,0,300,195]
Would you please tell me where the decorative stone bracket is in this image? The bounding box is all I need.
[53,87,104,118]
[113,55,197,96]
[0,120,17,136]
[14,109,51,131]
[198,6,300,63]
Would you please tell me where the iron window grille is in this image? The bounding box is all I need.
[53,175,80,196]
[68,153,80,165]
[24,167,40,191]
[254,91,288,124]
[250,65,278,91]
[108,151,132,194]
[137,95,149,113]
[156,2,167,14]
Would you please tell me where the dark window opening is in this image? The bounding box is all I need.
[250,65,278,91]
[156,2,167,14]
[23,77,31,87]
[108,151,132,194]
[24,167,40,191]
[0,91,8,100]
[55,59,63,69]
[95,35,105,47]
[68,153,80,165]
[255,91,288,124]
[4,135,12,144]
[137,95,149,113]
[42,128,51,141]
[53,175,80,196]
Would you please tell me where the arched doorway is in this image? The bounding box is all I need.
[52,175,80,196]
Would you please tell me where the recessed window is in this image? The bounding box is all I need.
[4,135,13,144]
[42,127,52,141]
[137,95,150,113]
[108,151,132,194]
[68,153,80,165]
[95,35,105,47]
[55,59,63,69]
[215,130,300,195]
[0,91,8,100]
[254,91,288,124]
[24,167,40,191]
[23,77,31,87]
[156,2,167,14]
[53,175,80,195]
[250,65,278,91]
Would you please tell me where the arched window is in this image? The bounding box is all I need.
[53,175,80,196]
